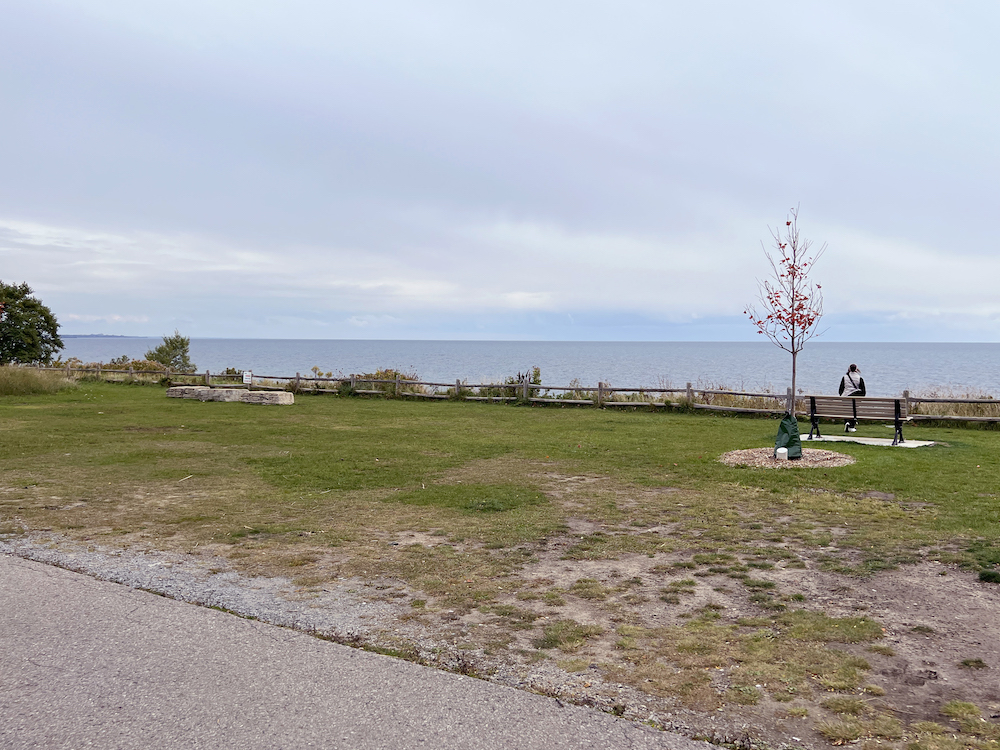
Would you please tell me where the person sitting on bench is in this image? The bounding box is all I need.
[838,364,866,432]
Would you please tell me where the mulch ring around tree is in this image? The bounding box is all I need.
[719,447,856,469]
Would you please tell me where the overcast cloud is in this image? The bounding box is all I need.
[1,1,997,340]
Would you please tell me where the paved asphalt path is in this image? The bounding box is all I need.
[1,554,712,750]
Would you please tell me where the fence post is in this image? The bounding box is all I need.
[129,365,134,379]
[350,374,356,391]
[786,387,793,415]
[597,382,604,407]
[97,365,102,381]
[522,377,529,402]
[903,390,910,412]
[686,382,694,405]
[395,373,401,397]
[66,362,71,378]
[204,370,210,387]
[295,372,301,392]
[456,379,462,399]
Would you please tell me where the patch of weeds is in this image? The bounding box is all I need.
[960,718,1000,740]
[866,713,903,739]
[786,707,809,718]
[958,658,988,669]
[862,684,886,696]
[557,657,591,672]
[779,610,884,643]
[979,570,1000,583]
[726,685,761,705]
[742,578,776,590]
[480,604,539,629]
[515,591,540,601]
[749,593,786,611]
[821,696,866,715]
[911,721,948,735]
[867,644,895,656]
[941,701,981,720]
[533,620,603,651]
[911,624,935,634]
[542,591,566,607]
[815,717,864,743]
[561,531,667,560]
[966,539,1000,569]
[818,662,868,691]
[788,593,807,602]
[659,592,680,604]
[664,578,697,591]
[693,552,735,565]
[391,483,546,514]
[569,578,613,600]
[746,561,774,569]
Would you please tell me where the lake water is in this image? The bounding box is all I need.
[59,338,1000,398]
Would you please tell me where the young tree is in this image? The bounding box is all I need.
[0,281,64,365]
[145,330,196,373]
[744,207,825,417]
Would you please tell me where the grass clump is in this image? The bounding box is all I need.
[815,717,864,743]
[959,658,988,669]
[941,701,981,720]
[533,620,603,651]
[821,696,866,715]
[568,578,612,600]
[0,366,74,396]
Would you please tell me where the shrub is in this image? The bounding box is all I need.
[146,331,196,373]
[341,368,423,397]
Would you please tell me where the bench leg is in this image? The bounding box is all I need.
[807,416,819,440]
[893,420,904,446]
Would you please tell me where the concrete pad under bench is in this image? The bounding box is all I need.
[240,391,295,405]
[808,435,935,448]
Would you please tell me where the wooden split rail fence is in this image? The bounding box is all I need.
[35,364,1000,422]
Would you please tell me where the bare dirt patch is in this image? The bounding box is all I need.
[720,448,856,469]
[8,525,1000,749]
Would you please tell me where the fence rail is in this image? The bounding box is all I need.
[32,365,1000,423]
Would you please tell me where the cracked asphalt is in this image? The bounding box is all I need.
[1,554,712,750]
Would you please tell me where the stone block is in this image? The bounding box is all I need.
[197,389,249,402]
[166,386,210,399]
[240,391,295,405]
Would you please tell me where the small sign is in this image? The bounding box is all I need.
[242,371,252,385]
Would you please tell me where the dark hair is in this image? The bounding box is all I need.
[848,364,858,372]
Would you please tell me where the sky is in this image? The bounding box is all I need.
[1,1,998,341]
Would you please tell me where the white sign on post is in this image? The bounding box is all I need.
[242,371,252,385]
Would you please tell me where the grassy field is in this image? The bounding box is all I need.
[3,379,1000,747]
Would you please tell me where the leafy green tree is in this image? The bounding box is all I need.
[145,330,196,372]
[0,282,64,365]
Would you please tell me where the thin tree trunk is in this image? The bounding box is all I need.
[790,349,797,418]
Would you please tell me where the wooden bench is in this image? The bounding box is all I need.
[804,395,909,445]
